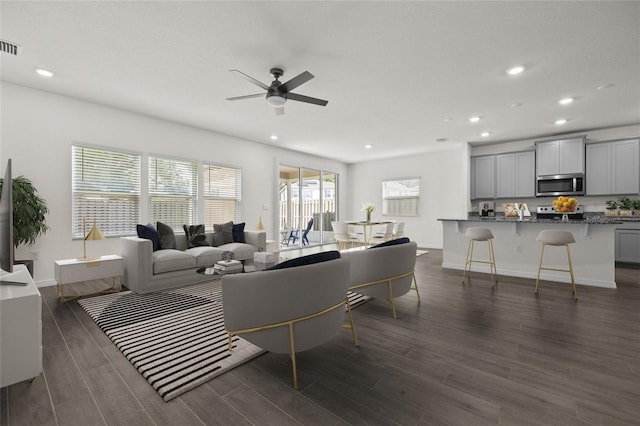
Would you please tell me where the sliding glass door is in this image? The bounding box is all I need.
[278,164,338,249]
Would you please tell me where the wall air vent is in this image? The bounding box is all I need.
[0,40,19,56]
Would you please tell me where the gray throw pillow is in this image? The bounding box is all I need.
[213,221,234,245]
[156,221,177,250]
[183,224,208,248]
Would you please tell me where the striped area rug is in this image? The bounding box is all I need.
[78,281,264,401]
[78,280,370,402]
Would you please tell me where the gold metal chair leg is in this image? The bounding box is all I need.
[411,272,421,305]
[488,239,497,287]
[289,323,298,389]
[344,297,359,346]
[535,244,545,294]
[566,245,577,300]
[387,280,397,319]
[462,239,473,283]
[227,332,234,351]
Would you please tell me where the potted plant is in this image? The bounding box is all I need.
[618,196,633,217]
[605,200,619,217]
[0,176,49,272]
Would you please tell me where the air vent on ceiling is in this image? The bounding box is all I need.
[1,40,19,56]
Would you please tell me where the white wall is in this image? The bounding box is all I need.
[0,83,348,283]
[347,143,469,249]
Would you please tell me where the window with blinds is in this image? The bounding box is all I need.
[72,145,141,238]
[203,164,241,227]
[382,178,420,216]
[149,156,198,229]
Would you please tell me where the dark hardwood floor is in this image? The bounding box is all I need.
[2,249,639,425]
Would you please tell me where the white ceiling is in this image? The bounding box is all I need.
[1,1,639,163]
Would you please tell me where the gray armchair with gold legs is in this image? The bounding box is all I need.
[221,254,357,389]
[342,239,420,318]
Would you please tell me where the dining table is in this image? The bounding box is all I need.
[344,220,394,247]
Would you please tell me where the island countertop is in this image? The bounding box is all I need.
[440,218,620,288]
[438,216,640,224]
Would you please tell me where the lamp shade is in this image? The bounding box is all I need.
[85,220,105,241]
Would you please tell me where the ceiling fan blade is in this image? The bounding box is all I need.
[279,71,314,93]
[226,93,265,101]
[275,107,285,116]
[287,92,328,107]
[229,69,270,91]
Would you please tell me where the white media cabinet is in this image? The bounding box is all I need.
[0,264,42,388]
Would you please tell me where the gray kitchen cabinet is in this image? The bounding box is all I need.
[496,151,535,198]
[586,138,639,195]
[615,228,640,264]
[536,136,585,176]
[471,155,495,199]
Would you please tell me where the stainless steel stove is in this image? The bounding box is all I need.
[536,205,584,220]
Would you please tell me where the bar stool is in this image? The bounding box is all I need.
[462,227,497,287]
[535,230,577,300]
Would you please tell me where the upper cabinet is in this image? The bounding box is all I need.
[536,136,585,176]
[496,151,535,198]
[471,151,534,199]
[471,155,495,199]
[586,138,640,195]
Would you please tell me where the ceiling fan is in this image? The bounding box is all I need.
[226,67,328,115]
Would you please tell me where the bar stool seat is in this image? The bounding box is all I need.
[462,227,497,286]
[535,230,577,300]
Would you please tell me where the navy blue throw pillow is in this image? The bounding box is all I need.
[137,223,160,251]
[267,250,341,270]
[369,237,410,249]
[232,222,246,243]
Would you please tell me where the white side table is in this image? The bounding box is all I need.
[54,255,124,302]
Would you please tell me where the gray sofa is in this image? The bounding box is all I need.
[120,230,266,294]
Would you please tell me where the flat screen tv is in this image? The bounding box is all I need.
[0,159,14,273]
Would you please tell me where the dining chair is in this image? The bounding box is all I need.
[371,222,394,244]
[393,222,405,238]
[331,221,360,251]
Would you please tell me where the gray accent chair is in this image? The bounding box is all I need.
[342,240,420,318]
[221,257,358,389]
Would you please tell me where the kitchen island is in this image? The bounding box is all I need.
[439,217,625,288]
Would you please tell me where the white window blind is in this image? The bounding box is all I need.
[382,178,420,216]
[72,145,141,238]
[149,156,197,229]
[203,164,241,226]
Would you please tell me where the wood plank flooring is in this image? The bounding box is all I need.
[1,249,639,425]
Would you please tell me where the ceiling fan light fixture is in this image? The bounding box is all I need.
[507,65,525,75]
[267,94,286,107]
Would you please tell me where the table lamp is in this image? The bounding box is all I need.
[79,218,105,261]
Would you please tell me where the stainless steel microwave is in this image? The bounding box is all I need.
[536,174,585,197]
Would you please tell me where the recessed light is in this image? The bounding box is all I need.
[435,138,448,143]
[559,97,574,105]
[506,65,525,75]
[480,132,491,137]
[510,102,523,108]
[469,116,481,123]
[555,119,567,125]
[443,117,453,122]
[597,83,614,90]
[365,144,372,149]
[270,135,278,141]
[36,68,53,77]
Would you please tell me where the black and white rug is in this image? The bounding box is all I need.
[78,281,264,401]
[78,280,369,402]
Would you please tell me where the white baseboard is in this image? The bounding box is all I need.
[442,262,617,289]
